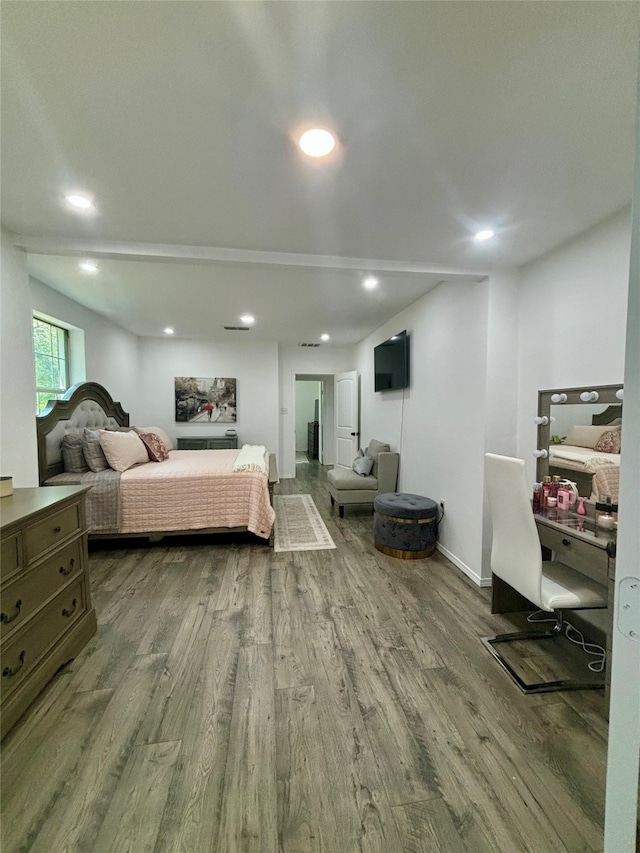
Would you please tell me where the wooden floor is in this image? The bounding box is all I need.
[1,462,612,852]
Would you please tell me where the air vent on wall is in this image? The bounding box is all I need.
[298,342,321,347]
[223,326,251,331]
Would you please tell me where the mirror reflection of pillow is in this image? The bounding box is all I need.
[565,424,614,449]
[593,429,621,454]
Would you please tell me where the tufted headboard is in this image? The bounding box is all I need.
[36,382,129,484]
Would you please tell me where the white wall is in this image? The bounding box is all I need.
[0,229,39,486]
[30,277,140,413]
[278,345,354,478]
[137,338,279,452]
[517,209,630,483]
[349,211,630,585]
[355,279,491,584]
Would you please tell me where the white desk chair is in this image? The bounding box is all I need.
[483,453,607,693]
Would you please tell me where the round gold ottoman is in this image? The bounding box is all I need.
[374,493,438,559]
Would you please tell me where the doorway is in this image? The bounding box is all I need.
[293,374,334,473]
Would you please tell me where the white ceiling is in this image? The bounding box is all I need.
[1,2,638,345]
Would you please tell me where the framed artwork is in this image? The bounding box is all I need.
[175,377,237,423]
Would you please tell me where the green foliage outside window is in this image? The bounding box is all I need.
[33,317,69,413]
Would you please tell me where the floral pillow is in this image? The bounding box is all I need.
[593,429,621,454]
[138,432,170,462]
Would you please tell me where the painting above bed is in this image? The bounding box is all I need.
[174,376,237,423]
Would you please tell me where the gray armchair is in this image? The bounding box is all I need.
[327,439,399,517]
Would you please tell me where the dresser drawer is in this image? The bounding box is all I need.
[24,501,82,565]
[1,539,83,643]
[1,577,86,699]
[1,532,22,581]
[538,525,608,584]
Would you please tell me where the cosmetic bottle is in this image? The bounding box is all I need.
[546,496,557,520]
[560,479,578,507]
[577,497,586,516]
[550,475,561,500]
[557,486,571,512]
[542,476,552,509]
[532,484,542,513]
[596,495,616,530]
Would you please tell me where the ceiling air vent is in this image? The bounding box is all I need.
[298,342,321,347]
[223,326,251,331]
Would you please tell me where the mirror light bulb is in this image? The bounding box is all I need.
[550,393,567,404]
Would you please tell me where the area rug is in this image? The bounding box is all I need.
[273,494,336,552]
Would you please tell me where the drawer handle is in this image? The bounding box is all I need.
[561,538,571,547]
[0,599,23,624]
[62,598,78,618]
[60,558,75,576]
[53,525,62,534]
[3,650,26,677]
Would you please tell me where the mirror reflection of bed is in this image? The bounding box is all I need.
[549,404,622,499]
[536,385,623,502]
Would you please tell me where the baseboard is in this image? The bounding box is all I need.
[436,543,491,588]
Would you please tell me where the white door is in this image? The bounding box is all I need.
[603,120,640,851]
[335,370,359,468]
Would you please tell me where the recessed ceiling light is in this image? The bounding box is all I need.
[321,333,330,342]
[65,192,96,213]
[79,261,98,273]
[240,314,255,325]
[298,128,336,158]
[474,229,495,242]
[363,276,379,290]
[164,327,175,335]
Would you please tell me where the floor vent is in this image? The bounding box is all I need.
[298,342,321,347]
[223,326,251,331]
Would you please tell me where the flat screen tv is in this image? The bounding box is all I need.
[374,330,409,391]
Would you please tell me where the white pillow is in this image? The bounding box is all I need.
[98,429,149,472]
[564,424,616,449]
[133,425,174,451]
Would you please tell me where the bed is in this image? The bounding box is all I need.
[36,382,278,543]
[548,405,622,499]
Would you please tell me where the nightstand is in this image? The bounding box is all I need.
[176,435,238,450]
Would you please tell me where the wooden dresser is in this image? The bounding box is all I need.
[1,486,97,739]
[176,435,238,449]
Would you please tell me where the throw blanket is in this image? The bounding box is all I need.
[233,444,268,475]
[591,465,620,501]
[44,469,121,532]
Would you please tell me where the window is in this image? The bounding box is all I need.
[33,317,70,413]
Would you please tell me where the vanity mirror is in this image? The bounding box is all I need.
[535,384,623,499]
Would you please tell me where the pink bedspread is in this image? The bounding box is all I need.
[120,449,274,538]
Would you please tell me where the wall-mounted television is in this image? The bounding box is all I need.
[374,330,409,391]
